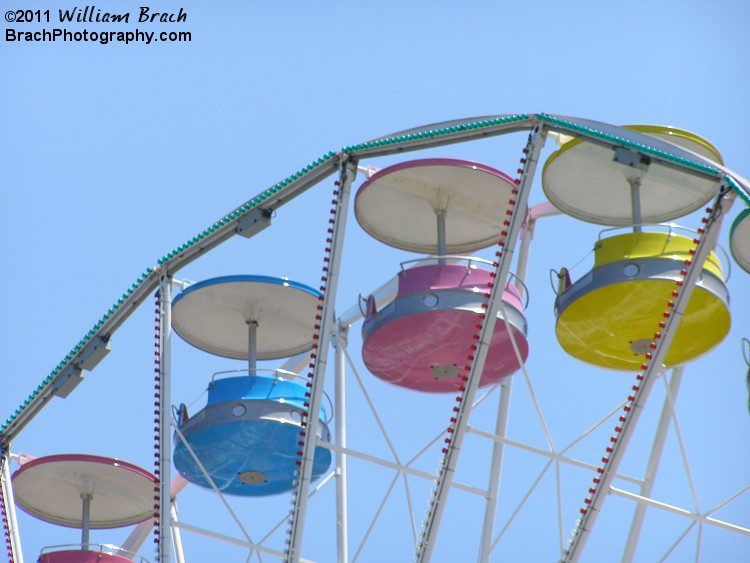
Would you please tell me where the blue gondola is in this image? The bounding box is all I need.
[170,275,333,496]
[173,373,331,496]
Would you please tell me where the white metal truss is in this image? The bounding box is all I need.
[2,115,750,563]
[286,157,358,562]
[562,184,737,561]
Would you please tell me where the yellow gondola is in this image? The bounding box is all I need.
[554,229,730,369]
[544,125,730,369]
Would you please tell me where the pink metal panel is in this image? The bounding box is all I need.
[39,550,133,563]
[502,283,524,312]
[397,264,490,296]
[362,308,528,392]
[397,264,524,311]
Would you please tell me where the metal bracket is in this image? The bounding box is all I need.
[53,364,85,398]
[53,336,111,398]
[613,146,651,172]
[236,208,272,238]
[77,335,111,371]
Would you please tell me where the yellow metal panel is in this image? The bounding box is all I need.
[593,233,724,280]
[555,279,730,370]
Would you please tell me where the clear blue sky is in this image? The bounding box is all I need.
[2,1,750,561]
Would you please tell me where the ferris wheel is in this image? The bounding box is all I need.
[2,114,750,562]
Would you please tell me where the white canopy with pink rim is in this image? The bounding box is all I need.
[12,454,156,562]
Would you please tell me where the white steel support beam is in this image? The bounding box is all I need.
[478,379,513,562]
[478,202,545,562]
[158,273,174,562]
[170,502,186,563]
[563,185,735,561]
[479,202,565,560]
[286,157,357,562]
[416,126,547,561]
[610,487,750,537]
[344,115,535,159]
[334,325,349,563]
[621,366,685,562]
[466,428,643,487]
[319,441,487,498]
[173,521,316,562]
[1,450,23,563]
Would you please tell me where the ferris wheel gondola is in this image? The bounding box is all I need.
[354,158,530,392]
[544,125,731,369]
[170,276,332,496]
